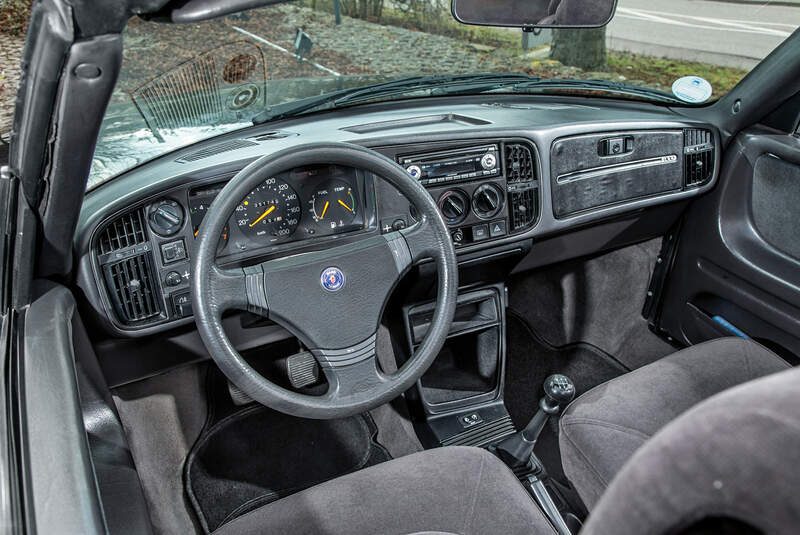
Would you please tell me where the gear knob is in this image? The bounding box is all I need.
[544,374,576,406]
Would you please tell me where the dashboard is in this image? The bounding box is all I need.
[75,96,720,337]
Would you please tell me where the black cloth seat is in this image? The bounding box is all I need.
[559,337,790,509]
[213,446,557,535]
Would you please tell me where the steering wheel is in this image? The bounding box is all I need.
[192,142,458,419]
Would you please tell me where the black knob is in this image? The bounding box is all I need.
[472,183,503,219]
[544,374,576,405]
[452,229,464,243]
[149,200,184,236]
[438,190,468,225]
[165,271,183,287]
[391,218,407,231]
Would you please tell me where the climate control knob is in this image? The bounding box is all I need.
[472,183,504,220]
[438,190,469,225]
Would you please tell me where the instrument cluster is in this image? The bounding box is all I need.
[187,164,371,257]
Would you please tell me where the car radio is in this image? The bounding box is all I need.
[399,145,500,185]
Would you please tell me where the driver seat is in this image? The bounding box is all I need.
[212,357,800,535]
[213,445,556,535]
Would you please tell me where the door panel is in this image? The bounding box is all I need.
[658,126,800,361]
[751,155,800,260]
[21,284,152,534]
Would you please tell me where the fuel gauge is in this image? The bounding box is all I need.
[309,179,357,230]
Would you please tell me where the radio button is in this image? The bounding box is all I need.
[481,153,497,170]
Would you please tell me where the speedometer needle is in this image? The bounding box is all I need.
[337,199,353,212]
[249,205,275,227]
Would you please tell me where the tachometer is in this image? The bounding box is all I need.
[236,177,301,240]
[309,179,357,229]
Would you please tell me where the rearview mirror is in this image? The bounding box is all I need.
[451,0,618,29]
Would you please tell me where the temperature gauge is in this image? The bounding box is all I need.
[309,179,357,230]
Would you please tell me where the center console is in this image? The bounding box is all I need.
[402,283,516,449]
[376,139,540,248]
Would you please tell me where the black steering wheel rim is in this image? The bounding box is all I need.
[192,142,458,419]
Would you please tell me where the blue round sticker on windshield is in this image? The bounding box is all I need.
[672,76,713,104]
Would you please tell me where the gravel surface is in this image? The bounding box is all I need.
[0,33,24,135]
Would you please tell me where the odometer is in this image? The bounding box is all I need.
[236,177,301,241]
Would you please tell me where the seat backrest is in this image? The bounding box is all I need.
[582,365,800,535]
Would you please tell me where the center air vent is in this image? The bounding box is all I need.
[250,130,297,142]
[505,143,536,184]
[103,253,163,325]
[97,207,148,254]
[684,129,715,187]
[504,143,539,232]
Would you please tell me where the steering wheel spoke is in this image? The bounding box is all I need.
[311,333,391,404]
[320,349,389,406]
[399,215,443,263]
[201,264,270,317]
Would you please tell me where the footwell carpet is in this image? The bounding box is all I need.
[185,373,391,533]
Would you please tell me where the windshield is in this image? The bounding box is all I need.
[89,0,799,189]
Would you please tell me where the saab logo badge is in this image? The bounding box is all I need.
[320,267,345,292]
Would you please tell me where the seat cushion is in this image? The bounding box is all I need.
[213,446,556,535]
[582,366,800,535]
[559,337,789,509]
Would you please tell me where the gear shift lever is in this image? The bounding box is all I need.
[493,374,576,470]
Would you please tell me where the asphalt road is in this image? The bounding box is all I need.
[607,0,800,68]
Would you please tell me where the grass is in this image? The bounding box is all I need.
[608,51,748,97]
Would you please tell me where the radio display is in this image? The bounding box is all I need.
[400,145,500,185]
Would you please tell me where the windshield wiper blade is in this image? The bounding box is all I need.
[251,73,681,126]
[252,73,542,124]
[505,78,683,104]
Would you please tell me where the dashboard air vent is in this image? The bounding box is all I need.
[504,143,539,232]
[103,253,162,324]
[509,188,538,232]
[176,139,258,163]
[505,143,536,183]
[684,129,714,187]
[97,208,148,255]
[250,131,296,142]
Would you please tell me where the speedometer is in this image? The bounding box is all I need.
[235,177,301,240]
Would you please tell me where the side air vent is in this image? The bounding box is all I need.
[176,139,258,163]
[97,208,148,255]
[504,143,539,232]
[103,253,163,324]
[684,129,715,187]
